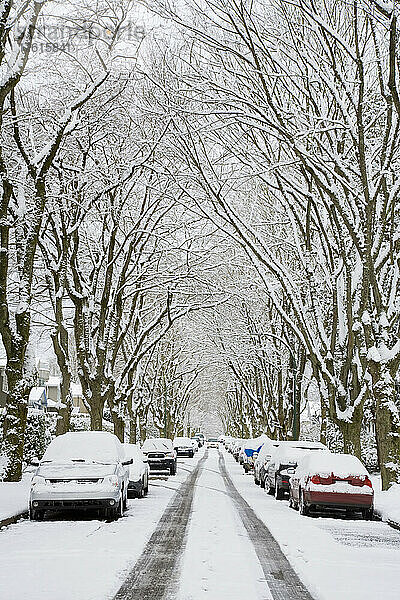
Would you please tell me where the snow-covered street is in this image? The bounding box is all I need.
[1,448,400,600]
[0,455,201,600]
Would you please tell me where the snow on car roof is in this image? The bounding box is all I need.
[241,434,270,451]
[296,452,369,478]
[42,431,123,464]
[271,445,316,465]
[142,438,173,451]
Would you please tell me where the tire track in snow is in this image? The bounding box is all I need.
[113,450,208,600]
[219,452,315,600]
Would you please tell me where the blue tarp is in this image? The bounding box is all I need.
[244,445,263,457]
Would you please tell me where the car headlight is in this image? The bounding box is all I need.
[31,475,47,487]
[103,475,119,488]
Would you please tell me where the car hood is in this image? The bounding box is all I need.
[36,462,117,479]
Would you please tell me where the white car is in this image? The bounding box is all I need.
[207,437,219,448]
[29,431,131,521]
[124,443,150,498]
[173,436,195,457]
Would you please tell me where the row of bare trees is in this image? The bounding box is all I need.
[140,0,400,488]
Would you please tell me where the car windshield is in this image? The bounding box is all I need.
[208,438,218,442]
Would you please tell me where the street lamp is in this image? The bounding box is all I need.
[256,332,299,441]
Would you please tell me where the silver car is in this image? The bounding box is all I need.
[29,431,131,521]
[124,443,150,498]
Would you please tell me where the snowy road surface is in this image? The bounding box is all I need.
[1,448,400,600]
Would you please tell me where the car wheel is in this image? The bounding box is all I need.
[254,475,260,485]
[260,476,265,489]
[123,489,128,510]
[363,508,374,520]
[144,477,149,496]
[30,507,44,521]
[265,477,273,495]
[299,490,309,516]
[275,481,284,500]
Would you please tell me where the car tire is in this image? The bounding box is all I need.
[299,490,309,516]
[275,482,284,500]
[254,475,260,485]
[265,477,273,495]
[170,464,177,476]
[114,495,124,520]
[123,489,128,510]
[30,507,44,521]
[144,477,149,495]
[363,508,374,521]
[260,476,265,489]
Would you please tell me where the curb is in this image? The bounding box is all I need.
[388,519,400,532]
[0,511,28,530]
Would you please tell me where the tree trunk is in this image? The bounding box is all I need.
[2,358,31,481]
[56,373,72,437]
[371,364,400,490]
[89,401,104,431]
[338,416,362,458]
[112,414,125,442]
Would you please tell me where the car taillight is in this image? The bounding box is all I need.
[350,476,372,487]
[310,474,333,485]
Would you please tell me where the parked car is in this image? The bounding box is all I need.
[232,439,245,460]
[123,443,150,498]
[142,438,177,475]
[241,435,270,473]
[190,438,200,452]
[253,438,281,486]
[194,433,205,447]
[264,441,328,499]
[207,437,219,448]
[289,452,374,519]
[173,436,195,457]
[29,431,131,521]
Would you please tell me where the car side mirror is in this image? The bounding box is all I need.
[30,458,40,467]
[122,458,133,466]
[142,457,148,463]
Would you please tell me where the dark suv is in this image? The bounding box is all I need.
[142,438,177,475]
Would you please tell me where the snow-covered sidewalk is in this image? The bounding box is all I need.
[0,473,32,523]
[224,451,400,600]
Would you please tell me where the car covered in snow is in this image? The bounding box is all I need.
[173,436,195,457]
[190,437,200,452]
[207,437,219,448]
[123,443,150,498]
[264,443,328,499]
[29,431,131,521]
[253,438,281,486]
[142,438,177,475]
[289,452,374,519]
[240,435,270,473]
[193,433,205,447]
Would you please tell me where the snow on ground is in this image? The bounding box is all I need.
[0,473,32,522]
[224,451,400,600]
[371,475,400,525]
[0,452,202,600]
[177,450,272,600]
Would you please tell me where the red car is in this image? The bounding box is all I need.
[289,452,374,519]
